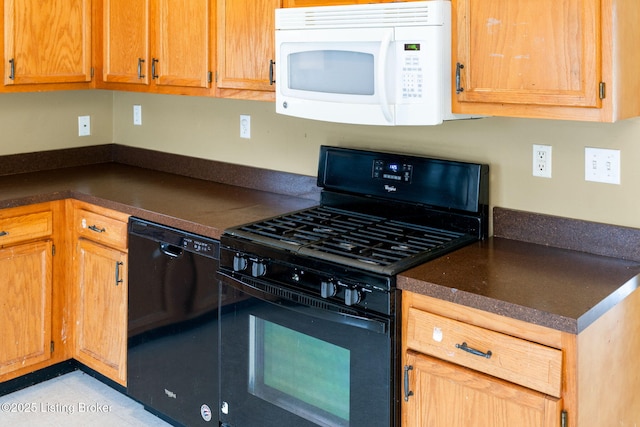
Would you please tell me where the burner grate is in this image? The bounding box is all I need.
[305,220,466,267]
[236,206,381,246]
[229,205,474,274]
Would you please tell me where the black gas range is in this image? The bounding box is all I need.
[218,146,488,427]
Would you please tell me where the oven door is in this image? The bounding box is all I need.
[219,274,396,427]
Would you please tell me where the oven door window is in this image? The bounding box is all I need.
[249,316,350,427]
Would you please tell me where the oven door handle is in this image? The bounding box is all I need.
[220,272,389,335]
[297,304,388,335]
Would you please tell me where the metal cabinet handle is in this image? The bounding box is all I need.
[0,231,8,237]
[456,342,492,359]
[88,224,106,233]
[137,58,145,79]
[269,59,275,85]
[455,62,464,94]
[115,261,124,286]
[403,365,414,401]
[152,58,159,79]
[8,59,15,80]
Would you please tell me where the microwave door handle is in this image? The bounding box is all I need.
[377,31,393,124]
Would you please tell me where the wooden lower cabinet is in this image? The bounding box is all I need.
[74,239,127,385]
[71,201,129,386]
[403,350,561,427]
[0,240,53,376]
[402,293,564,427]
[402,289,640,427]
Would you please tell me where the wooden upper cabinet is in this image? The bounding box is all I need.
[452,0,640,122]
[96,0,214,95]
[99,0,150,86]
[216,0,280,100]
[152,0,213,91]
[455,0,598,108]
[3,0,92,89]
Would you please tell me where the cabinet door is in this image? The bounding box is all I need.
[453,0,599,109]
[4,0,92,86]
[402,351,561,427]
[217,0,279,99]
[75,239,127,385]
[0,241,52,376]
[99,0,150,86]
[152,0,213,90]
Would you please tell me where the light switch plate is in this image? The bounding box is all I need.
[585,147,621,184]
[240,115,251,139]
[133,105,142,126]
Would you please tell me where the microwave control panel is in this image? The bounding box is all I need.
[400,43,424,101]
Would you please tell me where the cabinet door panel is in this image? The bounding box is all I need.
[403,351,561,427]
[153,0,211,89]
[455,0,599,108]
[75,239,127,385]
[0,241,52,375]
[101,0,150,85]
[4,0,92,85]
[217,0,279,93]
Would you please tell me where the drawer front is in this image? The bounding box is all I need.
[0,210,53,246]
[406,307,562,397]
[75,209,127,250]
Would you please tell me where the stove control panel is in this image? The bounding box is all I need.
[222,248,392,316]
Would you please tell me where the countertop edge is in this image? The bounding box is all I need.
[397,276,580,334]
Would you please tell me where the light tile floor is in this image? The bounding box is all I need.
[0,370,174,426]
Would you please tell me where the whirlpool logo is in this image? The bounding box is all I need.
[384,185,397,193]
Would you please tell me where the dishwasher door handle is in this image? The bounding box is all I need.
[160,242,184,258]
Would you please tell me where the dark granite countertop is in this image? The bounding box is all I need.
[0,163,318,239]
[398,237,640,334]
[3,145,639,335]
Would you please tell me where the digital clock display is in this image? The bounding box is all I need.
[404,43,421,51]
[373,159,413,183]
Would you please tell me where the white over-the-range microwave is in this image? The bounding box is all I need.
[274,0,476,126]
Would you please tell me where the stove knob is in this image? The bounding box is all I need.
[320,280,337,298]
[251,260,267,277]
[344,288,362,306]
[233,255,248,272]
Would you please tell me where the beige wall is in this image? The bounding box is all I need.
[0,90,113,153]
[113,91,640,229]
[1,90,639,230]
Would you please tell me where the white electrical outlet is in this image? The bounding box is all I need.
[240,115,251,139]
[78,116,91,136]
[133,105,142,126]
[532,144,552,178]
[585,147,621,184]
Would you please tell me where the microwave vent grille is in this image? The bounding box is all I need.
[276,1,446,30]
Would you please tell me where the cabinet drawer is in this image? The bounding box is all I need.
[406,307,562,397]
[0,210,53,246]
[75,209,127,250]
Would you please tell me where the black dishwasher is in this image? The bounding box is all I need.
[127,218,219,426]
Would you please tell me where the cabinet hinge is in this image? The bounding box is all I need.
[52,244,56,256]
[599,82,606,99]
[50,341,55,353]
[561,410,568,427]
[91,67,95,78]
[208,71,213,84]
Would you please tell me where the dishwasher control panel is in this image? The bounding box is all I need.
[182,237,216,257]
